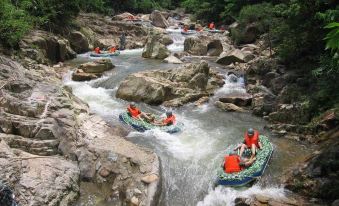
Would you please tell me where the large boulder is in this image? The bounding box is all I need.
[219,94,252,107]
[142,33,170,59]
[0,55,161,206]
[268,103,310,124]
[69,31,90,53]
[215,101,246,112]
[216,49,247,65]
[284,130,339,203]
[72,59,114,81]
[76,13,148,50]
[78,59,114,73]
[150,10,169,28]
[163,55,183,64]
[184,36,223,56]
[116,61,218,106]
[20,30,76,64]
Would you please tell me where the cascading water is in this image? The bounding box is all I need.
[65,30,310,206]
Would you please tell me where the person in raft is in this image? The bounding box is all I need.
[183,25,188,32]
[108,46,117,53]
[234,128,262,160]
[94,47,101,54]
[209,22,215,30]
[223,152,256,173]
[127,102,153,122]
[153,111,176,126]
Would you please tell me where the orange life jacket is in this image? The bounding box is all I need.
[163,115,176,125]
[94,47,101,54]
[109,47,116,53]
[224,154,241,173]
[244,130,259,148]
[209,23,215,29]
[183,27,188,32]
[127,106,141,118]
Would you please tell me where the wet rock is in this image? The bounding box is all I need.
[142,32,170,59]
[219,94,252,107]
[234,197,250,206]
[194,96,209,106]
[69,31,90,53]
[78,59,114,73]
[163,55,183,64]
[150,10,169,28]
[72,70,100,81]
[216,49,246,65]
[215,101,246,112]
[72,59,114,81]
[116,61,217,106]
[184,36,223,56]
[141,174,159,184]
[160,35,174,46]
[251,91,276,116]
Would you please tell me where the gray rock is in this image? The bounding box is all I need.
[163,55,183,64]
[150,10,169,28]
[215,101,246,112]
[184,36,223,56]
[142,33,170,59]
[69,31,90,53]
[116,61,216,106]
[216,49,246,65]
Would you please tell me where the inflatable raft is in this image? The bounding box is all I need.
[119,112,183,134]
[89,51,120,57]
[208,29,225,33]
[181,30,197,35]
[216,135,273,186]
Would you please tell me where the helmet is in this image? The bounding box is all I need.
[247,128,254,136]
[130,102,136,107]
[166,111,172,116]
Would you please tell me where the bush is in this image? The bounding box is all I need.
[0,0,32,47]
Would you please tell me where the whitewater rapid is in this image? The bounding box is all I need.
[65,29,308,206]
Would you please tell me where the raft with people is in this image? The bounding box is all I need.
[89,50,120,57]
[181,30,197,35]
[216,135,273,186]
[119,112,183,133]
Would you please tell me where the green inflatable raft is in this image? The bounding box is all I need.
[216,135,273,186]
[119,112,183,134]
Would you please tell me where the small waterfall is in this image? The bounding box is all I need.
[215,74,246,97]
[166,28,185,52]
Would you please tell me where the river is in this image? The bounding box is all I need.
[64,29,310,206]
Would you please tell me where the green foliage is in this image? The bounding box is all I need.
[324,22,339,59]
[0,0,32,47]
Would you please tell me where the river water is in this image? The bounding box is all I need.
[65,30,310,206]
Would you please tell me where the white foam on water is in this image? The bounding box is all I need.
[215,74,246,96]
[197,185,286,206]
[119,48,143,55]
[64,74,123,117]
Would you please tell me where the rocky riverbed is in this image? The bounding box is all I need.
[0,8,338,206]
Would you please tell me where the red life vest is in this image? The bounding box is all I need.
[163,115,176,125]
[127,106,141,118]
[244,130,259,148]
[94,47,101,54]
[224,154,241,173]
[109,47,116,53]
[209,23,215,29]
